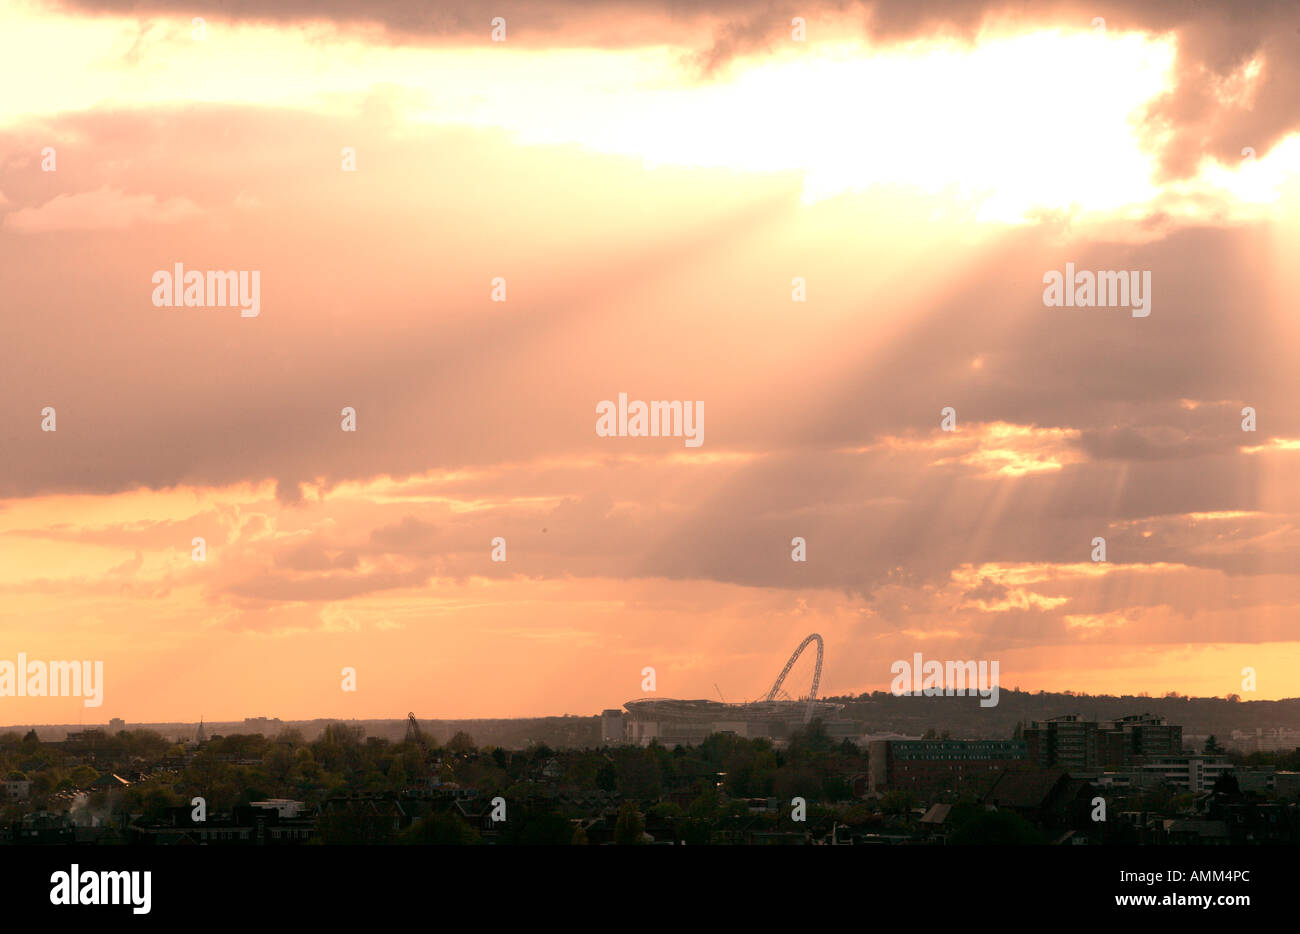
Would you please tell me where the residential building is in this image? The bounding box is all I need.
[600,709,625,745]
[1023,714,1182,771]
[868,739,1028,795]
[1276,772,1300,801]
[1137,754,1234,794]
[3,775,31,801]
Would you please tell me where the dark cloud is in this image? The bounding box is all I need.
[962,575,1010,604]
[274,478,304,505]
[51,0,1300,175]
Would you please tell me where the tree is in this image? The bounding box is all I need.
[613,803,645,845]
[679,818,712,846]
[687,787,720,821]
[595,761,617,792]
[447,731,477,755]
[513,811,574,845]
[786,719,834,760]
[387,760,408,790]
[615,749,662,800]
[1140,783,1174,813]
[319,801,397,844]
[950,810,1046,845]
[262,745,294,783]
[31,772,56,794]
[1204,735,1224,754]
[402,812,479,845]
[649,801,682,821]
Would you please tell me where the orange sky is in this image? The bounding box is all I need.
[2,0,1300,723]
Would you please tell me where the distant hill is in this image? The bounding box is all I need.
[5,690,1297,748]
[0,715,601,749]
[828,689,1300,739]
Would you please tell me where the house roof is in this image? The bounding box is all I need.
[1162,819,1229,838]
[982,769,1068,809]
[919,803,952,825]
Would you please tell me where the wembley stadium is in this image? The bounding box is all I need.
[610,634,857,746]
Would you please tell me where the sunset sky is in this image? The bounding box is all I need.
[2,0,1299,724]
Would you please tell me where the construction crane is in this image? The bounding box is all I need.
[404,712,423,745]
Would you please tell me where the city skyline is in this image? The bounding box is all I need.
[5,683,1299,734]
